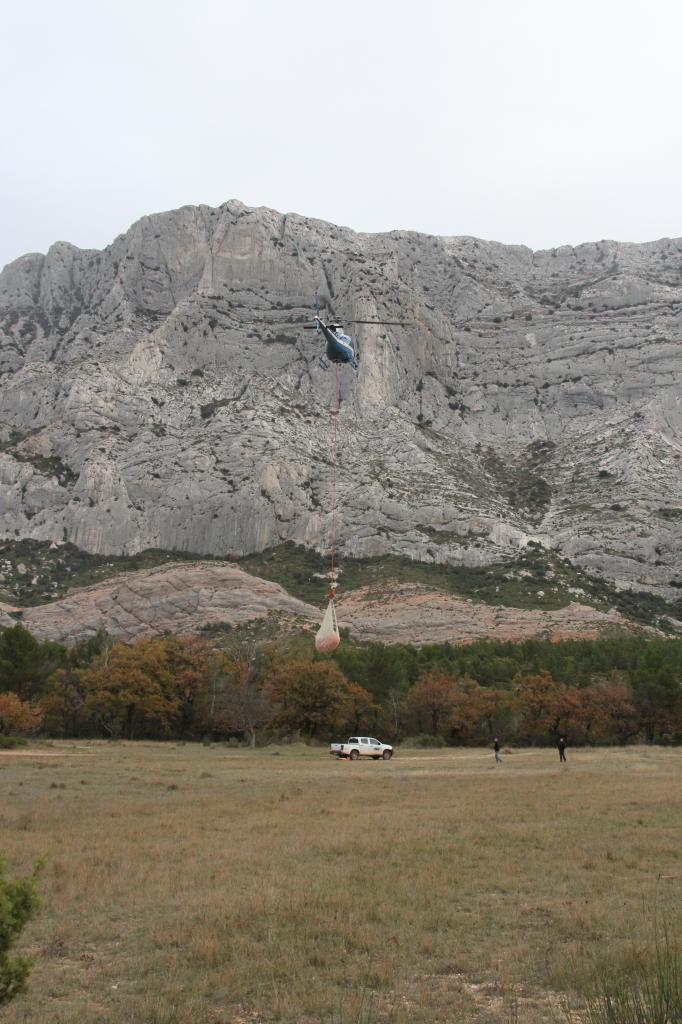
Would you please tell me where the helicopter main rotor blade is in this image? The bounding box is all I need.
[269,318,409,329]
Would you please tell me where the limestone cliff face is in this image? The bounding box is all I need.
[1,200,681,597]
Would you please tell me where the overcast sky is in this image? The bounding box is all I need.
[2,0,681,269]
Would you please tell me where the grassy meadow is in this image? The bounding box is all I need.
[1,743,682,1023]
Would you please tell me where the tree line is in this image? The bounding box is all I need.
[1,624,682,745]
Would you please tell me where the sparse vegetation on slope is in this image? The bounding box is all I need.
[1,538,681,631]
[237,542,682,630]
[0,541,214,607]
[0,430,76,487]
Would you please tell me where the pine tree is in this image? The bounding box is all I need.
[0,861,40,1005]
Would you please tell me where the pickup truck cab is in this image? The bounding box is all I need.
[330,737,393,761]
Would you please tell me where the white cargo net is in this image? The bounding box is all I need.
[315,599,340,654]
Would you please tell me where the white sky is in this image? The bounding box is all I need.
[2,0,682,270]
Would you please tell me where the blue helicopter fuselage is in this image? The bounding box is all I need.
[316,317,358,370]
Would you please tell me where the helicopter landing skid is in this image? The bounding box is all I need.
[318,356,330,370]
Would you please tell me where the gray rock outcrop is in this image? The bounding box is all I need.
[1,200,682,598]
[337,585,654,645]
[0,562,318,643]
[0,564,650,646]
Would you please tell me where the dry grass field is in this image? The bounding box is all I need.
[1,742,682,1024]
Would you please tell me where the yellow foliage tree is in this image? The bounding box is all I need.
[80,637,180,739]
[405,669,460,737]
[263,658,354,739]
[342,682,381,735]
[0,693,43,736]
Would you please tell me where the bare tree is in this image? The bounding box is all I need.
[386,687,405,740]
[221,663,272,745]
[213,639,272,746]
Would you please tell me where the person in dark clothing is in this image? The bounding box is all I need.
[558,737,567,763]
[493,737,502,764]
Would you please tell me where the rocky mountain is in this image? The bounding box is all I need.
[1,199,682,612]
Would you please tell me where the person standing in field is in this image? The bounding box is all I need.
[558,737,567,763]
[493,737,502,764]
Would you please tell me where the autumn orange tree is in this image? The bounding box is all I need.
[405,669,461,738]
[570,676,640,745]
[453,683,513,744]
[513,672,563,743]
[404,670,513,744]
[162,635,224,739]
[9,617,682,745]
[342,682,381,735]
[513,671,588,744]
[0,693,43,736]
[80,637,181,739]
[263,657,365,739]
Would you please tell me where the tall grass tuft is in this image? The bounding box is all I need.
[573,926,682,1024]
[328,991,375,1024]
[328,990,406,1024]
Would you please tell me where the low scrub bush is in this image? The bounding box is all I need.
[0,735,27,750]
[0,861,41,1005]
[401,734,445,748]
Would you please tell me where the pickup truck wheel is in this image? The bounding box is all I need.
[349,749,360,761]
[382,750,393,760]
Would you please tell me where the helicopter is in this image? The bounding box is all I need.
[302,314,408,371]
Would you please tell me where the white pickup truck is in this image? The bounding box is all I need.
[330,736,393,760]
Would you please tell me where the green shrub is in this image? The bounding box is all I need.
[0,861,41,1005]
[401,734,445,748]
[0,736,27,750]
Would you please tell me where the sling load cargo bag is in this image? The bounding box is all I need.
[315,598,340,654]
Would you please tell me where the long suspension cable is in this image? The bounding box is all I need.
[328,364,340,598]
